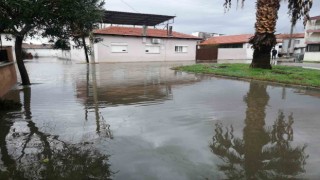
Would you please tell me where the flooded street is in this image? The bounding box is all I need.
[1,58,320,179]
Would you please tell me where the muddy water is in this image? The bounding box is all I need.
[1,58,320,179]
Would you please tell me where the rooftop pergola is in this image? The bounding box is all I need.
[102,10,175,26]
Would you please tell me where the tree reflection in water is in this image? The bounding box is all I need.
[0,87,112,180]
[210,82,308,179]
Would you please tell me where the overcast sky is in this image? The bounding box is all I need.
[104,0,320,35]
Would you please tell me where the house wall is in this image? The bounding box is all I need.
[280,38,305,54]
[304,18,320,62]
[69,37,93,62]
[92,36,197,63]
[304,52,320,62]
[0,46,17,97]
[218,43,253,61]
[1,34,16,61]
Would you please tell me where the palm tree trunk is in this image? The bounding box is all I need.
[250,43,273,69]
[15,36,31,85]
[250,0,280,69]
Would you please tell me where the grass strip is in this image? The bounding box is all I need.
[173,64,320,89]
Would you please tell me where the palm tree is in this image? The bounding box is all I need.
[224,0,313,69]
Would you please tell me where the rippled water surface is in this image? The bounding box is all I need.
[1,58,320,179]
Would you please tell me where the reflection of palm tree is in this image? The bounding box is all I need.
[210,82,308,179]
[0,87,112,179]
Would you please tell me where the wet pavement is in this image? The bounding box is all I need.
[1,58,320,179]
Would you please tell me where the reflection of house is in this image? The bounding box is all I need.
[199,33,304,63]
[22,43,59,57]
[304,15,320,62]
[70,27,200,63]
[75,62,199,106]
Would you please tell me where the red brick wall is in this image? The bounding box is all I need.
[0,47,17,97]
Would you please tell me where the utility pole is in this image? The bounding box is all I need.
[287,21,294,58]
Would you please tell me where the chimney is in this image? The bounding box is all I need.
[167,26,173,36]
[142,25,147,36]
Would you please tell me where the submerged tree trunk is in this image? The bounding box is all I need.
[82,36,89,63]
[15,36,31,85]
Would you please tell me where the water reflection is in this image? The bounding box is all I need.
[0,87,112,179]
[85,64,113,138]
[210,82,308,179]
[76,63,200,107]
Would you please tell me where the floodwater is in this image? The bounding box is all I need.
[1,58,320,179]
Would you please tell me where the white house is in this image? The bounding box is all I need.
[277,33,305,56]
[200,33,304,63]
[70,26,201,63]
[304,15,320,62]
[200,34,256,63]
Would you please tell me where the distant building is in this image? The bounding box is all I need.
[276,33,305,57]
[199,33,303,63]
[304,15,320,62]
[192,32,223,40]
[22,43,59,58]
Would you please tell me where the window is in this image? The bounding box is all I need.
[145,45,160,54]
[307,44,320,52]
[111,43,128,53]
[175,46,188,53]
[0,50,8,62]
[294,40,300,45]
[219,43,243,48]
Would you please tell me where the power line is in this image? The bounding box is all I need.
[120,0,139,13]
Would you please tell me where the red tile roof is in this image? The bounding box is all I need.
[276,33,305,39]
[310,15,320,20]
[93,26,201,40]
[201,33,305,45]
[201,34,253,45]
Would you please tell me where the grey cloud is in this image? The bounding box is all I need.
[105,0,320,35]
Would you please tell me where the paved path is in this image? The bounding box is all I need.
[278,62,320,70]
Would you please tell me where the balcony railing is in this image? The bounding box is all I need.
[306,37,320,44]
[307,25,320,31]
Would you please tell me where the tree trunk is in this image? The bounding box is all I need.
[250,45,273,69]
[15,36,31,85]
[249,0,280,69]
[82,36,89,63]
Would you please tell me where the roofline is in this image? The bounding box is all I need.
[102,10,175,26]
[310,16,320,20]
[93,33,201,40]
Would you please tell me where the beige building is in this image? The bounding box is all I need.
[70,26,200,63]
[304,15,320,62]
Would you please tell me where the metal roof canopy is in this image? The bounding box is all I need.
[103,10,175,26]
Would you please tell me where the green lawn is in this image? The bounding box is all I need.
[173,64,320,89]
